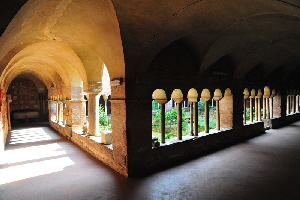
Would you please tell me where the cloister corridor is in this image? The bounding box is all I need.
[1,121,300,200]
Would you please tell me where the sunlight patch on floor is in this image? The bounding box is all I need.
[1,143,66,165]
[0,157,75,185]
[9,128,52,144]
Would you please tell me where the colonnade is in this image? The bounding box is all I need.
[243,87,280,124]
[286,90,300,115]
[152,88,230,144]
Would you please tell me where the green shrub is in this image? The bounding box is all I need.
[99,105,111,130]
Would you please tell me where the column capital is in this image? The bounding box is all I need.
[88,81,102,93]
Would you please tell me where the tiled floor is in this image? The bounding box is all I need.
[1,121,300,200]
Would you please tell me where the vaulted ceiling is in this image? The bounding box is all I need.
[1,0,300,88]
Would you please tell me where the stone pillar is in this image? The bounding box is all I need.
[249,97,253,122]
[49,98,57,122]
[273,91,283,118]
[296,95,299,113]
[55,99,59,122]
[58,100,64,124]
[286,95,290,115]
[65,100,86,130]
[254,98,258,121]
[110,83,128,174]
[257,97,261,121]
[188,88,198,136]
[291,95,295,114]
[87,93,100,136]
[266,98,270,119]
[263,98,266,119]
[171,89,183,140]
[201,89,210,133]
[220,89,233,129]
[269,97,273,118]
[86,82,102,136]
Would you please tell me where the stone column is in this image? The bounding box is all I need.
[257,97,261,121]
[57,101,61,123]
[87,93,100,136]
[187,88,198,136]
[65,100,86,131]
[109,83,128,174]
[55,98,59,122]
[286,95,290,115]
[273,91,286,117]
[291,95,295,114]
[220,89,234,129]
[269,97,273,119]
[87,82,102,136]
[296,95,299,113]
[49,97,57,122]
[171,89,183,140]
[263,98,266,119]
[266,98,270,119]
[254,97,258,121]
[249,97,254,122]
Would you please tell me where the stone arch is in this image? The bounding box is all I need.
[1,41,86,89]
[0,0,125,92]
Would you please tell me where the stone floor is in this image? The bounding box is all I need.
[1,121,300,200]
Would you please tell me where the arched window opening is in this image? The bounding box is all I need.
[99,95,111,132]
[98,65,112,145]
